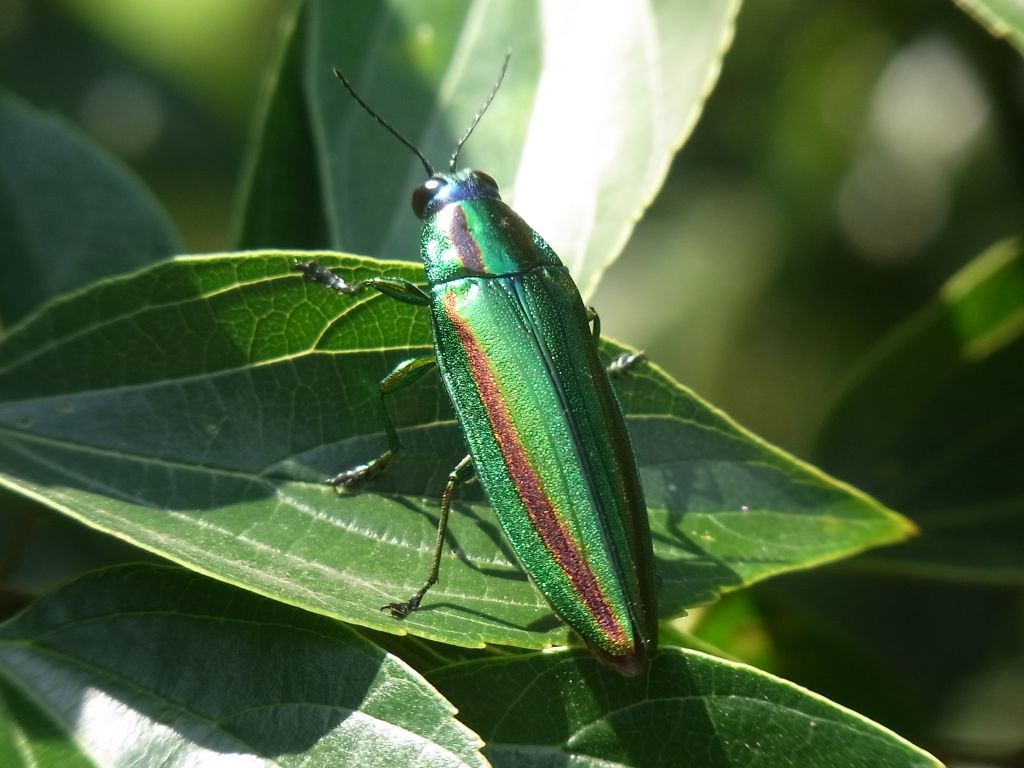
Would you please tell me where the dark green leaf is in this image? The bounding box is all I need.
[712,572,1024,746]
[0,92,180,330]
[428,646,941,768]
[0,677,97,768]
[234,7,328,250]
[237,0,740,298]
[0,253,913,652]
[0,563,487,768]
[0,496,152,606]
[815,239,1024,581]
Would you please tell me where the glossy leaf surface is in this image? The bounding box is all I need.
[0,253,913,651]
[0,564,486,768]
[428,647,942,767]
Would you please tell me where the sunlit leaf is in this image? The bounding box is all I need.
[0,564,486,768]
[0,253,912,651]
[238,0,740,298]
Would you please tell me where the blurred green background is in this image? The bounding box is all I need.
[2,0,1021,763]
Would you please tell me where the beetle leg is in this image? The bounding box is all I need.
[295,259,430,305]
[586,306,646,378]
[384,453,475,617]
[327,355,437,488]
[585,305,601,342]
[606,351,646,378]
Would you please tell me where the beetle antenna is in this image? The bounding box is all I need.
[450,52,511,172]
[332,67,435,177]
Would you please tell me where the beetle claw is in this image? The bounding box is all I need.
[606,351,646,377]
[382,600,412,619]
[326,469,363,489]
[381,592,423,619]
[326,451,394,491]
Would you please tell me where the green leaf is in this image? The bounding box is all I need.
[0,497,152,602]
[0,676,100,768]
[427,647,941,768]
[237,0,740,298]
[951,0,1024,54]
[234,8,329,251]
[815,239,1024,581]
[0,563,487,768]
[0,92,181,331]
[707,573,1024,743]
[0,253,912,652]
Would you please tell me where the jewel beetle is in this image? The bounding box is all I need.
[297,57,657,675]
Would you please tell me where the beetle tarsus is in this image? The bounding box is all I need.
[294,258,358,295]
[606,351,646,377]
[382,592,423,619]
[326,450,394,490]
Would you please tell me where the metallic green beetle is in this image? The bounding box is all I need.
[298,61,657,675]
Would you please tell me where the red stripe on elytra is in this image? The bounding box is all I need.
[444,290,629,649]
[449,207,488,274]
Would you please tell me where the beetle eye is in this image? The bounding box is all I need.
[412,177,443,218]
